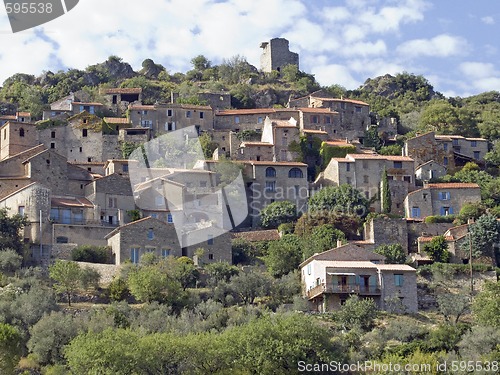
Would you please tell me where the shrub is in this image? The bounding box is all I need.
[0,248,22,273]
[71,245,110,264]
[424,215,456,223]
[108,277,129,301]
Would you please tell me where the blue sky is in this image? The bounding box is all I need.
[0,0,499,98]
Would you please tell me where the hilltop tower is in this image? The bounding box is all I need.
[260,38,299,73]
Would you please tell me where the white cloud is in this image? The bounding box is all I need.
[340,40,387,57]
[321,6,351,22]
[481,16,495,25]
[459,62,496,79]
[311,64,361,89]
[474,77,500,92]
[397,34,469,58]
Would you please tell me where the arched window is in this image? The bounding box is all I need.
[19,128,25,137]
[265,167,276,177]
[288,167,303,178]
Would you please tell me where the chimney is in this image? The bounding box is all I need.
[336,239,343,248]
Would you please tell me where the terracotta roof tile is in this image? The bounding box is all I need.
[103,88,142,94]
[302,129,328,134]
[312,97,369,106]
[232,230,280,242]
[216,108,275,116]
[427,183,480,189]
[299,107,336,114]
[104,117,130,124]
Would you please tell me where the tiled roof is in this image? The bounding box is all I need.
[0,115,16,120]
[216,108,275,116]
[418,236,454,242]
[300,243,385,267]
[51,196,93,208]
[241,142,273,146]
[129,104,155,110]
[68,161,106,166]
[331,158,355,163]
[104,117,130,124]
[427,183,480,189]
[376,264,416,271]
[232,229,280,242]
[72,102,103,106]
[302,129,328,134]
[346,154,414,161]
[16,112,30,117]
[323,140,352,146]
[312,97,369,106]
[103,88,142,94]
[299,107,336,114]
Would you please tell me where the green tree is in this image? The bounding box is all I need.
[108,277,129,302]
[308,185,370,218]
[0,207,28,255]
[71,245,110,263]
[198,132,218,159]
[0,248,22,273]
[161,256,199,290]
[381,168,391,214]
[301,224,345,260]
[364,126,382,151]
[457,202,486,224]
[469,214,500,258]
[228,269,272,304]
[0,323,22,374]
[379,144,402,156]
[336,295,378,331]
[265,234,302,277]
[260,200,297,228]
[49,260,83,306]
[205,262,239,287]
[190,55,211,71]
[374,244,406,264]
[423,236,451,263]
[127,265,167,303]
[473,281,500,328]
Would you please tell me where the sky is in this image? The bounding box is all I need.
[0,0,499,98]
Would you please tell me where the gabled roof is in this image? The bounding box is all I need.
[415,160,445,170]
[311,97,369,106]
[104,117,130,124]
[427,183,480,189]
[103,88,142,95]
[346,153,414,162]
[216,108,275,116]
[232,229,280,242]
[51,196,93,208]
[104,216,172,239]
[302,129,328,134]
[299,107,336,114]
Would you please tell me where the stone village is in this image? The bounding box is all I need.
[0,38,494,313]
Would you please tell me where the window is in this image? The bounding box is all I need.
[130,248,140,264]
[50,208,59,221]
[167,213,173,223]
[363,175,369,183]
[112,95,117,104]
[307,263,311,275]
[199,111,204,119]
[50,142,55,149]
[122,164,129,173]
[355,106,362,113]
[258,117,263,124]
[438,192,450,200]
[443,157,448,166]
[167,109,172,117]
[18,206,25,216]
[471,140,477,147]
[393,161,402,169]
[234,116,240,124]
[155,196,164,207]
[166,122,175,131]
[19,128,24,137]
[79,147,82,152]
[186,110,192,118]
[364,191,369,199]
[474,151,480,159]
[340,102,346,110]
[394,274,404,287]
[440,206,453,216]
[325,116,331,124]
[108,197,117,208]
[443,143,448,151]
[147,228,154,240]
[87,157,92,162]
[265,181,276,192]
[162,248,171,257]
[346,177,351,184]
[452,139,459,146]
[288,168,303,178]
[207,235,214,245]
[265,167,276,177]
[346,163,350,172]
[311,115,319,124]
[200,181,207,187]
[56,236,68,244]
[82,129,88,137]
[411,207,421,218]
[282,136,288,146]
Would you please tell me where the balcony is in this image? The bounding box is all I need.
[306,283,381,299]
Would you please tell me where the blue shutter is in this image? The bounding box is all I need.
[449,207,454,215]
[440,207,445,216]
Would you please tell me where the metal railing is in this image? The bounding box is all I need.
[306,283,381,299]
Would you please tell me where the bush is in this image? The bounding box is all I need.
[71,245,110,264]
[424,215,456,223]
[108,277,129,301]
[0,248,22,273]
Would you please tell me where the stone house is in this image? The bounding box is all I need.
[43,93,104,120]
[415,160,447,183]
[0,121,38,160]
[300,244,418,313]
[404,182,481,219]
[104,159,130,176]
[321,153,415,213]
[105,216,232,265]
[102,88,142,116]
[214,108,300,132]
[260,37,299,73]
[298,107,341,139]
[0,112,31,126]
[85,173,136,226]
[434,135,489,162]
[289,91,370,141]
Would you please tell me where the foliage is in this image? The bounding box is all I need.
[364,126,382,151]
[126,209,142,222]
[49,260,84,306]
[0,207,28,255]
[381,168,391,214]
[161,256,199,290]
[0,248,23,273]
[417,99,479,136]
[301,224,346,260]
[198,132,218,159]
[458,325,500,361]
[469,214,500,258]
[231,237,257,265]
[265,234,302,278]
[436,293,470,324]
[108,277,130,302]
[423,236,451,263]
[308,184,370,218]
[260,200,298,228]
[235,129,259,141]
[295,212,361,240]
[127,265,168,303]
[120,141,141,159]
[0,323,22,374]
[320,143,356,168]
[373,244,406,264]
[457,202,487,224]
[379,144,402,156]
[472,281,500,328]
[335,295,378,331]
[71,245,110,264]
[424,215,456,223]
[205,262,239,287]
[227,269,272,304]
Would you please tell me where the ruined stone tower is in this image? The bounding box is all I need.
[260,38,299,73]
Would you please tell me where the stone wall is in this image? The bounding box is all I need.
[260,38,299,73]
[75,261,119,285]
[53,224,114,247]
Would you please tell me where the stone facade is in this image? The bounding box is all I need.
[404,182,481,219]
[105,216,232,265]
[52,224,114,247]
[415,160,447,182]
[0,121,38,160]
[260,38,299,73]
[102,88,142,116]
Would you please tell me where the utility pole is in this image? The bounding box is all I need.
[467,218,474,295]
[39,209,43,260]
